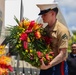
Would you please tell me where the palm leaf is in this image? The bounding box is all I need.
[14,15,20,25]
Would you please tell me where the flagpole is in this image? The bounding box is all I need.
[16,0,23,75]
[20,0,23,21]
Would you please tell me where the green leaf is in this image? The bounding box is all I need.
[14,15,20,25]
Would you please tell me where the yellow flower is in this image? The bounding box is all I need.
[30,49,33,53]
[0,50,6,55]
[27,37,30,42]
[0,45,5,49]
[0,45,6,55]
[19,33,21,36]
[25,50,28,52]
[16,45,19,48]
[49,56,53,59]
[43,57,46,61]
[23,20,30,28]
[0,56,11,64]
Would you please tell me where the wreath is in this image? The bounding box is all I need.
[6,16,54,68]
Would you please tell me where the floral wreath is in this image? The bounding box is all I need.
[7,16,54,68]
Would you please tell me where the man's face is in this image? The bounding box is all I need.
[71,44,76,54]
[41,11,53,23]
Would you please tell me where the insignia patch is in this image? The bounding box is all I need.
[62,34,68,39]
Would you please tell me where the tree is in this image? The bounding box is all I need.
[68,30,76,52]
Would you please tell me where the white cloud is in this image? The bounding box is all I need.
[71,26,76,31]
[68,12,76,22]
[55,0,76,30]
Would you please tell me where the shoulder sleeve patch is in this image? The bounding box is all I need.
[62,34,68,39]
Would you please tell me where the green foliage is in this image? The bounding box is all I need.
[68,30,76,52]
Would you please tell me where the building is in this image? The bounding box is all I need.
[0,0,5,44]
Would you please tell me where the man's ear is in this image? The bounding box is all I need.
[50,10,54,15]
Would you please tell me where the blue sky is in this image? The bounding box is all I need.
[55,0,76,31]
[5,0,76,31]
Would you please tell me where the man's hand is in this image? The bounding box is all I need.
[40,58,51,70]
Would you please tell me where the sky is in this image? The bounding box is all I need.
[5,0,76,31]
[55,0,76,31]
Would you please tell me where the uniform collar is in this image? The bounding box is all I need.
[48,19,58,32]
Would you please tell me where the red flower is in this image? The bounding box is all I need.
[45,54,50,61]
[20,33,27,41]
[0,64,7,68]
[43,36,52,45]
[37,51,43,58]
[49,52,54,56]
[23,41,28,49]
[28,21,35,30]
[0,64,13,72]
[7,65,13,72]
[25,29,32,34]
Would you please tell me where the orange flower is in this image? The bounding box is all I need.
[23,20,30,28]
[33,23,42,31]
[0,68,8,75]
[34,31,41,39]
[0,45,5,49]
[0,56,11,65]
[0,68,3,75]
